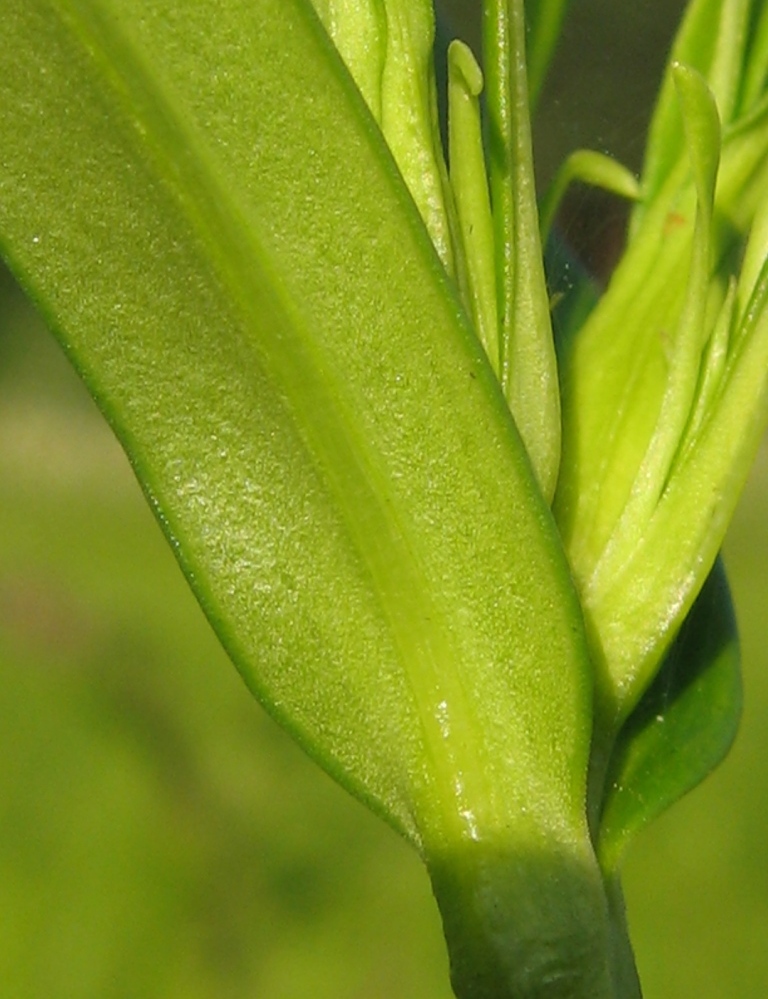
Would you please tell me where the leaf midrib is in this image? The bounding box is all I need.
[52,0,500,849]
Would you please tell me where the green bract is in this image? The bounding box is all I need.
[0,0,766,996]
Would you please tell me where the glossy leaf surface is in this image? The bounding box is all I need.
[0,0,596,867]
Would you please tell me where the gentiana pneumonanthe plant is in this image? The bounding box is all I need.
[1,0,768,995]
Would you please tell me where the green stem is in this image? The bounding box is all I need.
[428,835,639,999]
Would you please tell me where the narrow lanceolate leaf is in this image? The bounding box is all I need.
[379,0,459,275]
[587,261,768,729]
[448,39,499,369]
[598,559,741,872]
[587,66,722,618]
[483,0,561,501]
[632,0,756,232]
[314,0,459,276]
[0,7,620,990]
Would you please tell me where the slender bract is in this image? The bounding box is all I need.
[448,39,499,368]
[484,0,561,502]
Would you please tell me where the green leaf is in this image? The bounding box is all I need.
[633,0,755,232]
[447,39,498,369]
[376,0,459,274]
[581,67,722,710]
[579,198,768,729]
[483,0,561,501]
[313,0,458,275]
[598,559,741,873]
[310,0,387,121]
[555,41,768,726]
[0,4,622,989]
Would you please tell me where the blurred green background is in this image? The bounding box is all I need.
[1,2,767,997]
